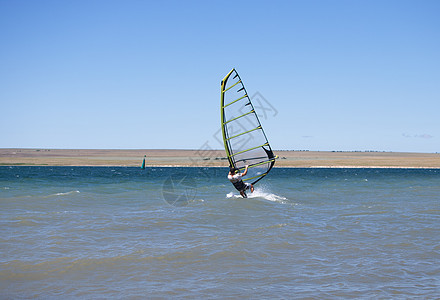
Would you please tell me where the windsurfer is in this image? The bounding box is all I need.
[228,165,254,198]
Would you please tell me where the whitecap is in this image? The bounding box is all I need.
[226,189,287,203]
[248,189,287,203]
[226,192,235,198]
[44,190,81,198]
[55,190,80,196]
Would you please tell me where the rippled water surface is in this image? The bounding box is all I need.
[1,167,439,298]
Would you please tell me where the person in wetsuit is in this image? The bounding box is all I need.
[228,165,254,198]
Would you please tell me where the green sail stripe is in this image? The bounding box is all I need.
[223,110,254,125]
[226,126,262,141]
[222,94,248,108]
[229,142,269,158]
[223,80,242,93]
[243,173,267,182]
[237,158,277,171]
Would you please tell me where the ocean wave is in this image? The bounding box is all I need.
[0,251,205,281]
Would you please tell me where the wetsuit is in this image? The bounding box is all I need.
[228,173,251,194]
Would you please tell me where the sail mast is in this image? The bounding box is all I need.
[220,69,235,168]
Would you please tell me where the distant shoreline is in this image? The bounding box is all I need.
[0,148,439,169]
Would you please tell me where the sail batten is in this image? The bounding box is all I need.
[242,172,268,182]
[220,68,276,186]
[223,110,254,125]
[222,95,248,108]
[223,80,242,92]
[226,126,262,141]
[229,143,269,157]
[243,158,277,169]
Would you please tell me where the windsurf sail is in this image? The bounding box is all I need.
[221,68,276,185]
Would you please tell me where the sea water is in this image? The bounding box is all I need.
[1,166,439,298]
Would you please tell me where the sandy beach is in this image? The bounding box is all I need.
[1,148,439,168]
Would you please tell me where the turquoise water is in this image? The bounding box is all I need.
[1,166,439,298]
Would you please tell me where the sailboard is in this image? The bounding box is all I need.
[220,68,276,185]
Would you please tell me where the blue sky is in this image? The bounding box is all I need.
[1,0,439,153]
